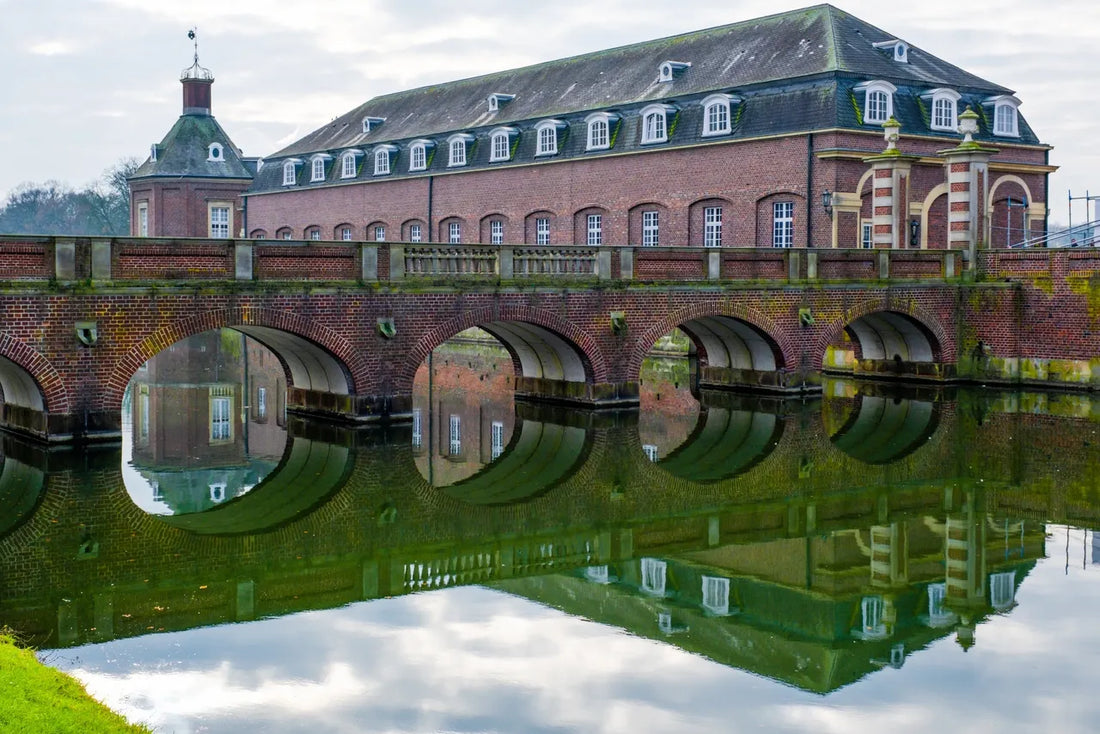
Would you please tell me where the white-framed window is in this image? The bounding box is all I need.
[773,201,793,248]
[704,206,722,248]
[490,219,503,244]
[410,223,422,243]
[207,142,224,161]
[411,408,423,449]
[641,104,672,144]
[486,92,514,112]
[448,413,461,456]
[861,220,874,249]
[857,80,897,124]
[409,141,429,172]
[341,151,358,178]
[448,135,472,167]
[374,148,390,175]
[341,226,352,241]
[310,156,326,182]
[282,160,299,186]
[536,120,563,156]
[361,116,384,133]
[643,444,658,461]
[586,213,602,246]
[308,228,321,240]
[640,557,667,596]
[642,210,659,247]
[701,575,730,615]
[280,229,292,240]
[449,221,461,243]
[489,127,516,162]
[933,97,955,131]
[374,225,386,242]
[208,203,231,238]
[137,202,148,237]
[586,113,614,150]
[536,217,550,245]
[701,94,736,136]
[860,595,887,638]
[990,570,1017,610]
[257,386,267,419]
[209,391,232,442]
[990,96,1021,137]
[490,420,504,460]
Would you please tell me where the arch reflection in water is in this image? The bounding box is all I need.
[828,390,939,465]
[123,329,289,516]
[0,435,47,540]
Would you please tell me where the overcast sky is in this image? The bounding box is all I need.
[1,0,1097,225]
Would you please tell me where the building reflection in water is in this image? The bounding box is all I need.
[124,329,288,514]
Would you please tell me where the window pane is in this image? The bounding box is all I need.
[449,222,461,243]
[410,223,422,243]
[704,206,722,247]
[536,218,550,245]
[587,214,602,246]
[642,210,659,247]
[773,201,793,248]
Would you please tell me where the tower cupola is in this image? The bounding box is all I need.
[180,28,214,116]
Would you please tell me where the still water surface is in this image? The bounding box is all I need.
[1,333,1098,733]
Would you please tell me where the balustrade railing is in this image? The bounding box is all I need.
[402,245,497,276]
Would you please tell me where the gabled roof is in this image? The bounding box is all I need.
[130,113,254,181]
[271,4,1014,158]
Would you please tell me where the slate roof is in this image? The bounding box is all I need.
[249,4,1039,195]
[130,113,255,181]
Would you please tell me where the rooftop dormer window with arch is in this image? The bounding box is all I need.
[535,120,566,156]
[641,104,675,144]
[282,159,302,186]
[448,134,474,167]
[585,112,619,151]
[207,142,224,162]
[872,39,909,63]
[310,154,332,182]
[340,149,363,178]
[855,80,897,125]
[489,127,518,162]
[987,95,1021,137]
[374,145,398,175]
[658,60,691,82]
[701,93,739,137]
[923,88,961,132]
[361,116,385,134]
[408,139,434,172]
[487,93,515,112]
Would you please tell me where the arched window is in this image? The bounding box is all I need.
[988,95,1021,137]
[276,227,293,240]
[535,120,565,156]
[281,160,300,186]
[925,89,961,132]
[701,94,737,136]
[489,127,518,162]
[856,80,896,125]
[585,112,618,151]
[641,104,673,144]
[408,139,433,172]
[310,156,328,182]
[340,150,361,178]
[448,135,472,167]
[374,145,397,175]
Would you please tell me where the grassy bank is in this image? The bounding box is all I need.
[0,632,150,733]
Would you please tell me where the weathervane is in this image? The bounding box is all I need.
[188,27,199,66]
[180,26,212,81]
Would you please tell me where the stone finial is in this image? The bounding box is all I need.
[883,117,901,152]
[957,106,979,145]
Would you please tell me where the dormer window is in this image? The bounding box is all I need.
[207,142,224,162]
[339,149,363,178]
[281,159,303,186]
[448,134,474,167]
[872,39,909,63]
[535,120,566,156]
[309,154,331,182]
[361,116,385,134]
[923,88,961,132]
[489,127,518,162]
[986,95,1021,137]
[408,139,434,172]
[855,80,897,125]
[658,60,691,82]
[487,93,515,112]
[585,112,619,151]
[374,145,398,175]
[641,104,675,144]
[150,144,158,162]
[701,93,740,137]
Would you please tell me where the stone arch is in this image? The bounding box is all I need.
[524,210,557,244]
[479,212,509,244]
[401,218,426,242]
[399,305,607,392]
[817,299,953,367]
[439,216,466,244]
[573,205,610,246]
[249,229,268,239]
[987,175,1034,248]
[920,183,949,250]
[366,220,389,242]
[855,169,875,199]
[106,307,369,412]
[628,301,793,379]
[627,201,669,247]
[0,332,69,413]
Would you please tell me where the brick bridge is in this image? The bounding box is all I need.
[1,234,1098,442]
[0,396,1094,648]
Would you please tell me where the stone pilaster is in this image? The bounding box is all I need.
[939,107,997,264]
[862,118,921,249]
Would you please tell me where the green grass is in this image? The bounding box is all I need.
[0,632,152,734]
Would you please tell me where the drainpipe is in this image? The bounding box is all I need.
[241,194,247,238]
[427,176,434,243]
[806,133,814,247]
[1043,149,1050,239]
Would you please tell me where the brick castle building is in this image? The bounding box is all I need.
[131,4,1053,251]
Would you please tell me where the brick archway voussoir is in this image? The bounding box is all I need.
[0,332,71,413]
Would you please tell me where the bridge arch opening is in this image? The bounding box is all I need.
[824,309,949,382]
[825,392,940,464]
[0,355,45,412]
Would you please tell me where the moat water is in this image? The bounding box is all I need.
[1,332,1098,733]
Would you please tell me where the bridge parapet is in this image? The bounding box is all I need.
[979,248,1100,282]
